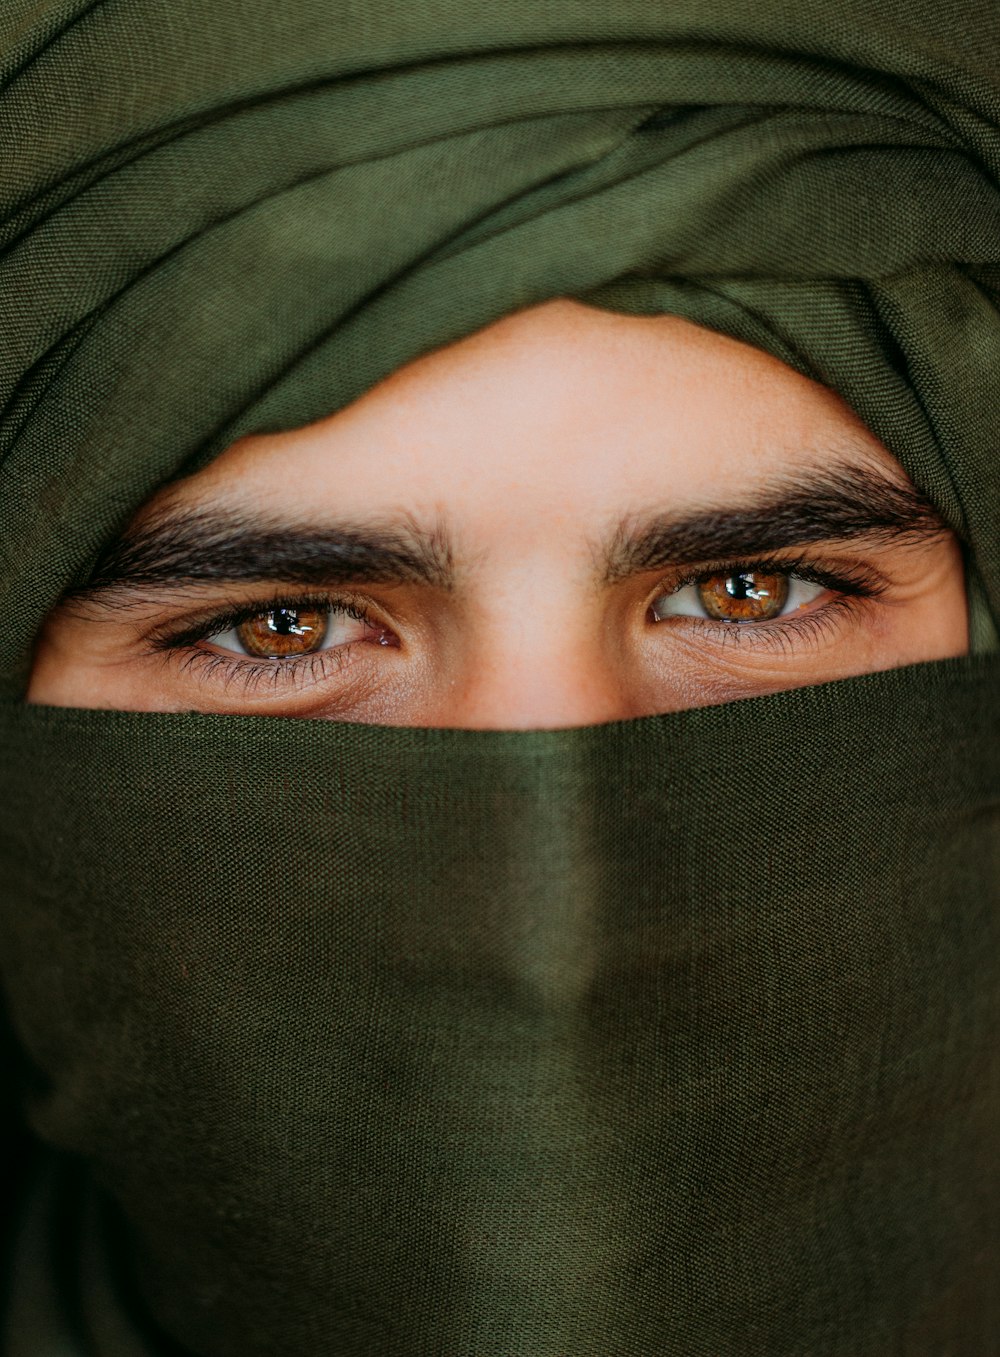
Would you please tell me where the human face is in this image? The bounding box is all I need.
[28,300,967,729]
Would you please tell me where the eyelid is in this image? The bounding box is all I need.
[654,574,824,623]
[172,644,364,698]
[145,589,385,653]
[672,594,868,655]
[148,591,393,701]
[654,552,890,600]
[645,553,888,652]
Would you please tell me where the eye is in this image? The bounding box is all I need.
[206,604,389,658]
[650,569,826,624]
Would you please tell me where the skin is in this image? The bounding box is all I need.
[28,299,968,729]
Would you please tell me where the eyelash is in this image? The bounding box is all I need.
[650,553,886,652]
[147,553,887,694]
[149,591,382,694]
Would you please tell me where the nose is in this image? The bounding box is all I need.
[438,660,629,730]
[428,593,630,730]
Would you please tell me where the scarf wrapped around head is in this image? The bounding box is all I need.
[0,3,998,1355]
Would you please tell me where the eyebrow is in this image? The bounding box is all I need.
[71,460,947,602]
[602,462,946,582]
[74,511,453,596]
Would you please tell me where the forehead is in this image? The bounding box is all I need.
[139,299,902,535]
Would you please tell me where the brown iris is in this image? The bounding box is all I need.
[697,570,789,622]
[235,606,329,658]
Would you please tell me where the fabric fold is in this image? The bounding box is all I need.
[1,658,998,1355]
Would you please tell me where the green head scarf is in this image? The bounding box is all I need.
[1,2,998,1354]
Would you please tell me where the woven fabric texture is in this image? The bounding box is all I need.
[0,2,998,1353]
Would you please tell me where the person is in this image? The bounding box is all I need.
[0,2,997,1355]
[28,301,967,727]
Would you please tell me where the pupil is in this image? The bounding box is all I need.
[269,609,303,636]
[726,572,754,600]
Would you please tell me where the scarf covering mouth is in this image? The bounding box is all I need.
[0,2,998,1354]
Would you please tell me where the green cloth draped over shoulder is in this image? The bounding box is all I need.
[0,2,997,1354]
